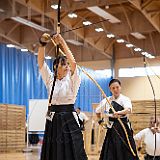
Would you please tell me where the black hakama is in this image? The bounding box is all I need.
[40,104,88,160]
[144,154,160,160]
[99,101,139,160]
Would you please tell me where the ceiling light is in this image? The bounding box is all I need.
[134,48,142,52]
[148,55,155,59]
[83,21,92,26]
[105,6,110,9]
[68,13,78,18]
[126,43,134,48]
[116,39,125,43]
[145,53,155,59]
[45,56,52,59]
[87,6,120,24]
[51,4,61,10]
[95,28,104,32]
[107,33,115,38]
[6,44,15,48]
[51,4,59,10]
[11,17,50,32]
[0,8,5,13]
[21,48,28,52]
[141,51,148,56]
[131,32,146,40]
[146,53,151,57]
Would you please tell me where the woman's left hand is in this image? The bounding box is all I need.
[53,34,64,45]
[113,112,121,118]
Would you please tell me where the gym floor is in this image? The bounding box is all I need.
[0,153,99,160]
[0,145,99,160]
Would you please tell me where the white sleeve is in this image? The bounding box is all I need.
[70,65,81,94]
[123,97,132,111]
[134,129,146,141]
[95,99,107,113]
[82,113,89,121]
[39,62,53,87]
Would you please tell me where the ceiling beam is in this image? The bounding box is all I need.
[119,4,134,55]
[6,23,20,36]
[114,32,160,58]
[63,0,129,11]
[104,39,115,53]
[84,10,156,38]
[149,32,157,55]
[141,0,152,9]
[128,0,160,33]
[0,28,24,48]
[10,0,112,59]
[2,0,159,60]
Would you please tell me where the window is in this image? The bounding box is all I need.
[95,69,112,78]
[118,66,160,77]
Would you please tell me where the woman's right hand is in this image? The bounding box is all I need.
[39,33,51,46]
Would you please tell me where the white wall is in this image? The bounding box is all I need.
[114,57,160,77]
[115,57,160,101]
[119,76,160,101]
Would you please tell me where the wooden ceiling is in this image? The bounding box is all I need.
[0,0,160,62]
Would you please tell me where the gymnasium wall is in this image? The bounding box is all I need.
[119,76,160,101]
[115,57,160,101]
[78,60,111,70]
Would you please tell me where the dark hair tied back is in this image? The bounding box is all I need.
[109,79,121,87]
[53,55,67,71]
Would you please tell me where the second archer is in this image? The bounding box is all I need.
[96,79,139,160]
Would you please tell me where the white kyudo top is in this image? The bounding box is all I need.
[134,128,160,156]
[95,94,132,114]
[95,94,132,128]
[78,112,89,122]
[40,62,81,105]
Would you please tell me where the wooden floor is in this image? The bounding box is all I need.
[0,145,144,160]
[0,145,99,160]
[0,153,99,160]
[0,152,144,160]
